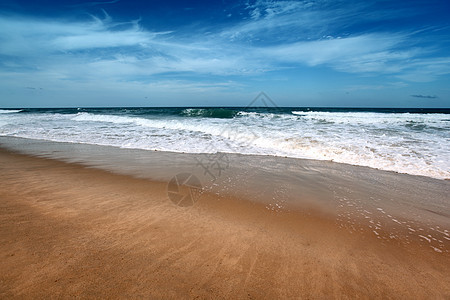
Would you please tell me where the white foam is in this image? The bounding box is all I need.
[431,246,443,253]
[0,109,22,114]
[419,235,431,243]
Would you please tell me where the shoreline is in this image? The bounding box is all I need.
[2,135,449,181]
[1,134,448,182]
[1,136,448,219]
[0,140,449,297]
[1,136,449,250]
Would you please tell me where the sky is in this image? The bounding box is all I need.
[0,0,449,108]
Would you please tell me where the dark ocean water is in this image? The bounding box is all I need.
[7,106,450,117]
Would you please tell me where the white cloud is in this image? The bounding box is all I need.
[256,34,433,74]
[263,34,401,64]
[0,16,143,55]
[396,57,450,82]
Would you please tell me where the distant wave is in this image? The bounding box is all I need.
[0,109,22,114]
[180,108,238,118]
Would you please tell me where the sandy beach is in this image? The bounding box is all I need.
[1,143,449,299]
[2,0,450,297]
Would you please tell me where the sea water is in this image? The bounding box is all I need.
[0,107,448,179]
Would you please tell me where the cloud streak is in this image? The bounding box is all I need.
[411,94,438,99]
[69,0,121,8]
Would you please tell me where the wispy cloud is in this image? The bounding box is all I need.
[0,15,150,55]
[259,33,416,73]
[68,0,121,8]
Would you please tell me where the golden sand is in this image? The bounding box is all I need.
[0,148,449,298]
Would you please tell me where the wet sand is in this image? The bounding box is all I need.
[0,146,449,298]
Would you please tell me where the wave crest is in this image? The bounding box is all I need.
[0,109,22,114]
[180,108,237,118]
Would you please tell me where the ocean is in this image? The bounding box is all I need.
[0,107,449,179]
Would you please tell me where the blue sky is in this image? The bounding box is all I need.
[0,0,449,107]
